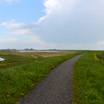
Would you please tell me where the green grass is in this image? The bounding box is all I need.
[97,53,104,62]
[0,53,79,104]
[73,52,104,104]
[0,54,36,70]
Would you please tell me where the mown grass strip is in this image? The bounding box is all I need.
[0,53,79,104]
[73,52,104,104]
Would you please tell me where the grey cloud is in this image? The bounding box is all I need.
[35,0,104,48]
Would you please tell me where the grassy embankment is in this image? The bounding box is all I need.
[73,51,104,104]
[0,52,79,104]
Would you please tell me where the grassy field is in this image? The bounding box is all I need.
[73,51,104,104]
[0,51,79,104]
[0,53,35,70]
[0,51,76,70]
[96,52,104,63]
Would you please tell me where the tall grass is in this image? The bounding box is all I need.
[73,52,104,104]
[0,53,79,104]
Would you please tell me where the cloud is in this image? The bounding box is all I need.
[92,40,104,50]
[38,0,78,23]
[1,19,38,36]
[1,19,56,49]
[2,0,104,49]
[0,37,56,49]
[6,29,31,35]
[0,37,17,42]
[2,20,25,29]
[44,0,77,15]
[1,19,38,30]
[35,0,104,50]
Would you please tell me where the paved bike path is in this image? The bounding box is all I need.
[19,55,83,104]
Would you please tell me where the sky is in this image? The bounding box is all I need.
[0,0,104,50]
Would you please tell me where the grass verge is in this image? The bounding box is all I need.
[0,53,79,104]
[73,52,104,104]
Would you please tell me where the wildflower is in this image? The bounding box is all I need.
[94,54,100,61]
[20,93,24,96]
[31,83,35,87]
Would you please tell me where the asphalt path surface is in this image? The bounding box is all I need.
[19,55,83,104]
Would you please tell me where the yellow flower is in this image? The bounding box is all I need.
[20,93,24,96]
[94,54,100,61]
[31,83,35,87]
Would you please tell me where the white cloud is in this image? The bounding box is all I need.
[1,19,56,49]
[0,37,56,49]
[1,20,25,29]
[1,20,38,36]
[6,29,31,35]
[38,0,79,22]
[36,0,104,50]
[0,37,17,42]
[44,0,75,14]
[2,0,104,50]
[1,19,37,30]
[92,40,104,50]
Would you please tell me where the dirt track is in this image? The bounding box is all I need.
[19,55,83,104]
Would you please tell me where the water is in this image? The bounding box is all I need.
[19,50,57,53]
[0,57,5,61]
